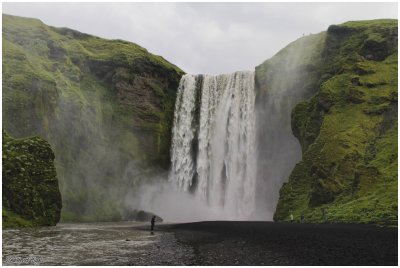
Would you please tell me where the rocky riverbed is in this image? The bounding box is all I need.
[2,222,192,266]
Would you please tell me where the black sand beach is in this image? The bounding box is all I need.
[2,221,397,265]
[156,221,397,266]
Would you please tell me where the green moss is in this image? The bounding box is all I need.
[272,19,398,225]
[2,209,35,228]
[256,31,327,98]
[2,131,62,228]
[3,14,184,221]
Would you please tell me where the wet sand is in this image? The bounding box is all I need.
[157,221,398,266]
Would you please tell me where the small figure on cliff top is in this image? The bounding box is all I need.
[300,213,304,223]
[151,215,156,231]
[290,213,294,223]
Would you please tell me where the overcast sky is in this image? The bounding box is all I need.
[2,2,398,74]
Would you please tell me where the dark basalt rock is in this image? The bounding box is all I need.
[351,77,361,86]
[47,40,66,60]
[352,64,375,75]
[309,178,340,207]
[327,25,357,35]
[317,91,334,112]
[2,131,62,227]
[361,38,390,61]
[346,88,365,104]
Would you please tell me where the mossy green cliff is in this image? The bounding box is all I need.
[3,14,397,225]
[3,131,62,228]
[257,19,397,225]
[3,14,184,221]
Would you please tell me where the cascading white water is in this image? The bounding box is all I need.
[134,39,317,222]
[170,71,256,219]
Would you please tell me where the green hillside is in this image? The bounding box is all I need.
[3,14,397,225]
[261,20,398,225]
[2,14,184,221]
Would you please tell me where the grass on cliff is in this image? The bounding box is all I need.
[274,19,398,225]
[3,14,184,222]
[2,209,35,228]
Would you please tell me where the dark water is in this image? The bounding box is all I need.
[2,222,193,265]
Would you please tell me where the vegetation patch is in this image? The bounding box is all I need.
[266,19,397,225]
[2,14,184,221]
[2,131,62,228]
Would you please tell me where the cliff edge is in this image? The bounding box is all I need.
[269,20,397,225]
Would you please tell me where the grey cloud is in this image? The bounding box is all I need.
[3,2,398,74]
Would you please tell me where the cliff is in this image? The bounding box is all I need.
[256,19,397,225]
[2,14,184,221]
[3,14,397,225]
[254,31,327,216]
[2,131,62,227]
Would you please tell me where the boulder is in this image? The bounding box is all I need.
[2,131,62,227]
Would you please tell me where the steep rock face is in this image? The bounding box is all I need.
[2,131,62,228]
[2,14,184,221]
[268,20,397,224]
[254,32,327,217]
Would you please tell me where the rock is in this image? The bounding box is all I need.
[361,38,391,61]
[346,88,365,104]
[351,77,361,86]
[2,131,62,228]
[2,14,184,222]
[272,20,397,225]
[353,64,375,75]
[317,91,334,112]
[327,24,355,35]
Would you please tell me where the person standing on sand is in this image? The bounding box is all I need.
[151,216,156,231]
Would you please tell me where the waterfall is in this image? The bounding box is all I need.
[170,71,256,219]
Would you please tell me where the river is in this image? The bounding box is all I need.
[2,222,193,265]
